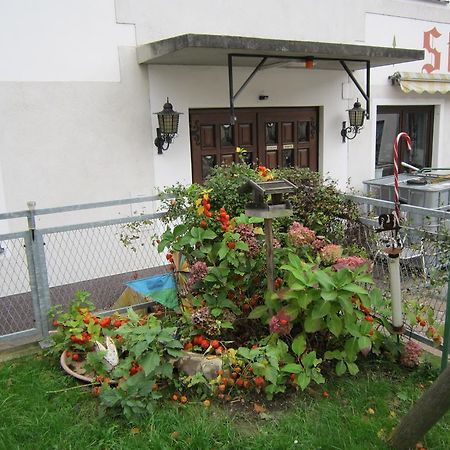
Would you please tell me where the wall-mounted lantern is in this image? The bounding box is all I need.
[340,100,366,142]
[154,98,182,154]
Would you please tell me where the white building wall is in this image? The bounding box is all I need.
[1,0,450,223]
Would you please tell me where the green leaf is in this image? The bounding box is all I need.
[218,245,229,259]
[344,337,359,361]
[358,336,372,351]
[347,362,359,376]
[202,229,218,240]
[336,360,347,376]
[311,301,331,319]
[278,305,296,322]
[304,315,324,333]
[297,372,311,390]
[211,308,222,317]
[248,305,268,319]
[141,352,160,376]
[281,363,303,374]
[324,350,343,360]
[172,224,187,238]
[236,241,249,251]
[342,283,367,295]
[237,347,252,360]
[327,314,343,337]
[292,333,306,356]
[315,270,335,290]
[133,340,153,358]
[301,351,320,369]
[321,290,338,301]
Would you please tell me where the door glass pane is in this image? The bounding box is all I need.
[405,112,429,168]
[220,124,233,147]
[202,155,216,179]
[265,122,278,144]
[375,113,400,167]
[282,149,294,167]
[298,121,310,142]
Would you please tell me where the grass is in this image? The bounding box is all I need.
[1,353,450,450]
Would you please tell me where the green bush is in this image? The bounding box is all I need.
[274,167,360,242]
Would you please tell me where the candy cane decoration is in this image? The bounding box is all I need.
[393,132,412,223]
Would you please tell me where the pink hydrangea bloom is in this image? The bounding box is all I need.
[268,311,292,336]
[187,261,208,290]
[400,340,423,367]
[288,222,316,247]
[320,244,343,265]
[332,256,372,272]
[312,238,326,251]
[272,238,281,249]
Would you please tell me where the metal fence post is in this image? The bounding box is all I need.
[27,201,51,337]
[441,268,450,372]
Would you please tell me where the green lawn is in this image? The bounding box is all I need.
[1,353,449,450]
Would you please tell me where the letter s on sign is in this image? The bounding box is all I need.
[423,27,442,73]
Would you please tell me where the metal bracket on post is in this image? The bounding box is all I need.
[228,54,268,125]
[340,60,370,120]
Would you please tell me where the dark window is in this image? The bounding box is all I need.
[375,105,434,175]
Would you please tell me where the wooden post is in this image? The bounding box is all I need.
[264,218,274,292]
[389,365,450,449]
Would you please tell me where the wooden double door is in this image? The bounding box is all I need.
[190,107,318,183]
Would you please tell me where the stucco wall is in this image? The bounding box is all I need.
[1,0,450,224]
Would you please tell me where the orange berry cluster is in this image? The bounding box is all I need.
[184,335,225,355]
[416,316,443,345]
[258,165,269,177]
[202,195,212,218]
[216,207,230,231]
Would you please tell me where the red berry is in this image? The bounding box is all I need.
[201,340,210,350]
[71,353,79,362]
[254,376,265,387]
[227,241,236,249]
[211,340,220,349]
[52,319,59,327]
[364,315,374,322]
[99,317,111,327]
[200,220,208,229]
[323,391,329,398]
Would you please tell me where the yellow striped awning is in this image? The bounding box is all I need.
[389,71,450,94]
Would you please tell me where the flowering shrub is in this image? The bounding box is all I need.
[288,222,316,247]
[320,244,343,265]
[48,163,444,422]
[332,256,372,272]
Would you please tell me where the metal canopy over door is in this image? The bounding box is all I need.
[190,107,318,183]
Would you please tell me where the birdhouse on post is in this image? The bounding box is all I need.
[239,179,296,219]
[239,178,296,291]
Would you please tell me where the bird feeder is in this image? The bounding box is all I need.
[239,178,296,291]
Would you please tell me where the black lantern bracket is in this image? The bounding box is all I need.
[340,99,367,142]
[154,98,182,154]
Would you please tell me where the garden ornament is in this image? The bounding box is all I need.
[376,132,412,332]
[94,336,119,372]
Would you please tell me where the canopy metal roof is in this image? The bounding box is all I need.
[137,34,424,71]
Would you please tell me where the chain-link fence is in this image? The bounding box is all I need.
[2,193,449,366]
[0,196,172,347]
[345,194,450,358]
